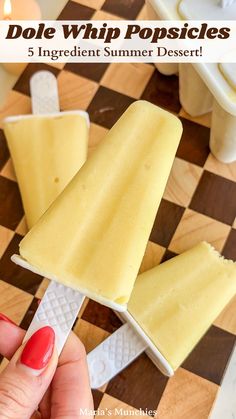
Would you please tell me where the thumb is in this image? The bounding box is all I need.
[0,326,57,419]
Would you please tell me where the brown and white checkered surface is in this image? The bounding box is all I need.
[0,1,236,417]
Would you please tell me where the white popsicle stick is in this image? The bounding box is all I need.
[88,323,147,389]
[24,280,85,353]
[30,71,60,114]
[13,71,86,353]
[88,311,174,388]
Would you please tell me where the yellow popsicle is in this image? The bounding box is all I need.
[128,242,236,370]
[19,101,183,310]
[4,112,89,228]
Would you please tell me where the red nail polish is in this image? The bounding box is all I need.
[0,313,16,325]
[21,326,55,370]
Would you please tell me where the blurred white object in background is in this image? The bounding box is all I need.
[179,64,213,117]
[146,0,236,163]
[220,0,236,8]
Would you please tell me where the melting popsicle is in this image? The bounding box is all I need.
[14,100,183,311]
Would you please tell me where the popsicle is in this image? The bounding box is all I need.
[87,242,236,387]
[3,71,89,228]
[13,100,183,312]
[128,241,236,371]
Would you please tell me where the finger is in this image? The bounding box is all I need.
[0,326,58,419]
[40,333,89,418]
[50,332,93,418]
[0,320,25,359]
[58,332,86,365]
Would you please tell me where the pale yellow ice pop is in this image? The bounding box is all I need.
[4,112,89,228]
[18,101,183,311]
[128,242,236,370]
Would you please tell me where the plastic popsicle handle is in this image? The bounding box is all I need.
[23,280,85,353]
[87,323,147,389]
[30,70,60,114]
[87,308,174,388]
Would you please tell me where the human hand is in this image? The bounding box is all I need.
[0,313,93,419]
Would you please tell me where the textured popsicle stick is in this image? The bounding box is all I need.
[24,281,85,354]
[30,71,60,114]
[87,323,147,389]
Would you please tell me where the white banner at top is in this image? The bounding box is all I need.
[0,20,236,63]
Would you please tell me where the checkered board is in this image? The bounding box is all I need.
[0,0,236,417]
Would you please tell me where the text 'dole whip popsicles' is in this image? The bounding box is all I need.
[13,101,183,311]
[87,242,236,386]
[3,71,89,229]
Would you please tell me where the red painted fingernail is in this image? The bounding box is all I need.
[21,326,55,370]
[0,313,16,325]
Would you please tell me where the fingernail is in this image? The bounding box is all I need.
[21,326,55,371]
[0,313,16,325]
